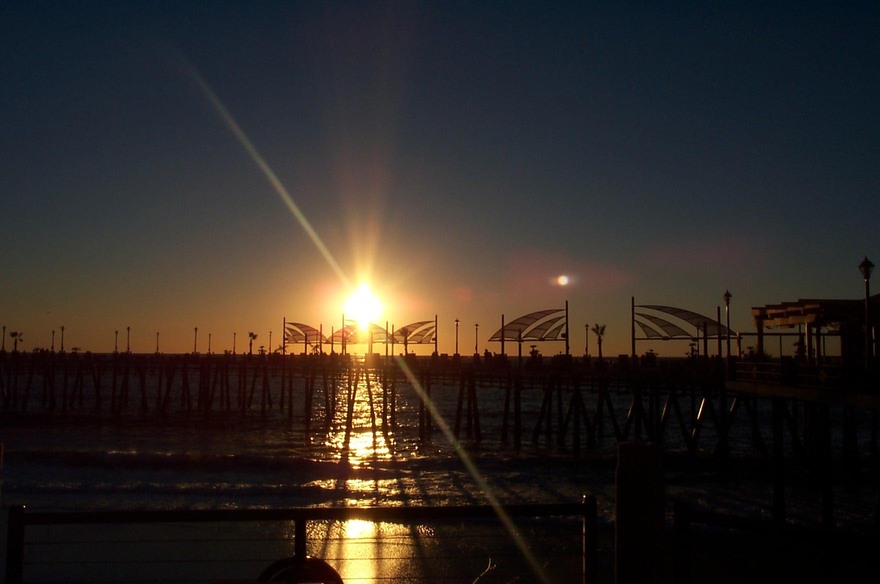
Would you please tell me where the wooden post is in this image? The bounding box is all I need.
[514,373,522,450]
[454,372,465,439]
[304,368,313,438]
[501,373,511,444]
[772,397,786,522]
[615,441,664,584]
[469,371,480,442]
[260,361,271,413]
[6,505,26,584]
[583,494,598,584]
[672,500,691,584]
[424,370,433,440]
[631,296,636,358]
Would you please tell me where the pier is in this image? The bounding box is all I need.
[3,349,880,581]
[2,350,879,463]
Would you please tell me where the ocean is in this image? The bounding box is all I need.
[1,355,878,582]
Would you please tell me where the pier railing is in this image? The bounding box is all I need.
[5,500,598,584]
[731,358,857,389]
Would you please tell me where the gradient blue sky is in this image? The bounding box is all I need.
[2,2,878,356]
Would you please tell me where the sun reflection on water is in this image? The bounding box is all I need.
[322,370,394,468]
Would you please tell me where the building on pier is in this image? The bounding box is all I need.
[751,295,880,366]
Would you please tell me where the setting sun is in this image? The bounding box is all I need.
[344,283,382,331]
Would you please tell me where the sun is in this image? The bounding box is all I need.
[344,283,382,331]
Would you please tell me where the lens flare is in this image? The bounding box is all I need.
[189,57,548,583]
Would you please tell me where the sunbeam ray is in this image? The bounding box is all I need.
[187,56,548,581]
[185,61,351,290]
[394,355,551,584]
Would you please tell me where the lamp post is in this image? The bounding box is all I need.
[454,319,460,355]
[114,330,118,353]
[474,323,479,355]
[859,256,874,371]
[126,326,131,353]
[723,290,732,360]
[585,323,589,358]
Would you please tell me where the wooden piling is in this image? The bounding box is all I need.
[772,397,786,522]
[304,367,314,440]
[514,373,522,450]
[501,372,512,445]
[454,371,465,440]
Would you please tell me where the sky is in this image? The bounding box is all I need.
[2,1,879,357]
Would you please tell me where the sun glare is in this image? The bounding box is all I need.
[344,284,382,331]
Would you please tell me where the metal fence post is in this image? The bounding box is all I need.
[295,516,307,560]
[582,494,597,584]
[672,500,691,584]
[6,505,26,584]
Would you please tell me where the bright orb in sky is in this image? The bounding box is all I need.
[556,274,570,286]
[344,284,382,331]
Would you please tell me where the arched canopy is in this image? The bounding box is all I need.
[635,305,735,340]
[283,319,438,351]
[284,322,327,345]
[635,312,692,339]
[635,319,666,339]
[489,308,567,342]
[328,323,392,345]
[393,320,436,345]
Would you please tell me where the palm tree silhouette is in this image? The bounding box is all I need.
[590,324,606,359]
[248,332,258,355]
[9,331,23,352]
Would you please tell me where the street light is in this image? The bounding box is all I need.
[474,323,479,355]
[585,323,589,358]
[723,290,732,360]
[859,256,874,371]
[454,319,460,355]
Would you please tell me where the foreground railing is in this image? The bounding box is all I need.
[671,500,878,584]
[6,500,597,584]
